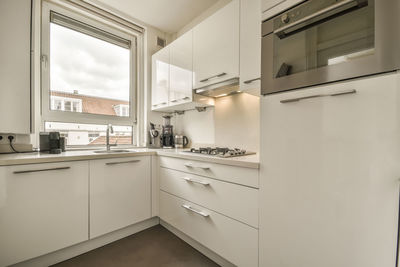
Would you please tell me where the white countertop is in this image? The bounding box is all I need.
[0,148,260,169]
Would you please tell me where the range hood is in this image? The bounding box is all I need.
[194,77,240,97]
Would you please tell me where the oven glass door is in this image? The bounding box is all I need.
[273,0,375,79]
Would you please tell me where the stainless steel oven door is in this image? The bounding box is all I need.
[261,0,400,95]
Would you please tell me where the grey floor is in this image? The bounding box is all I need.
[52,225,219,267]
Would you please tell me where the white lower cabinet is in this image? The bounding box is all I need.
[0,162,89,267]
[89,156,151,238]
[160,191,258,267]
[160,167,258,228]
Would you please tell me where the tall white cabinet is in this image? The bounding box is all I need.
[0,0,32,134]
[0,162,89,267]
[260,73,400,267]
[193,0,239,89]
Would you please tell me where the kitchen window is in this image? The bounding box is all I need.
[41,2,140,146]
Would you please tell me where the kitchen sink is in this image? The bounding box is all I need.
[93,149,131,154]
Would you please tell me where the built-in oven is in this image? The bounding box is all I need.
[261,0,400,95]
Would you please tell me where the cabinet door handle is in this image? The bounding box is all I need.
[171,100,178,103]
[184,162,210,170]
[182,204,209,217]
[243,77,260,84]
[183,177,210,186]
[200,72,227,83]
[13,166,71,174]
[106,160,141,166]
[280,89,357,103]
[182,97,190,100]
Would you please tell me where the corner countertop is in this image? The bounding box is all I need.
[0,148,260,169]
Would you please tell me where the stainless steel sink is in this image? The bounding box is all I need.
[93,149,131,154]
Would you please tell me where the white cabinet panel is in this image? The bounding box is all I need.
[0,0,31,134]
[240,0,261,95]
[160,191,258,267]
[159,156,259,188]
[160,167,259,227]
[169,30,193,105]
[90,156,151,238]
[0,161,89,266]
[151,48,169,110]
[193,0,239,89]
[260,73,400,267]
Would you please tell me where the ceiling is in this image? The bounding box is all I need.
[93,0,219,33]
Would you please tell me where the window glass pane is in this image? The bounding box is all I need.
[50,23,130,117]
[45,122,133,146]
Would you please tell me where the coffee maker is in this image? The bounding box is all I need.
[160,115,174,148]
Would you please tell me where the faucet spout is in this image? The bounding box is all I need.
[106,124,114,151]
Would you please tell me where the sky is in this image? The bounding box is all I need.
[50,23,130,101]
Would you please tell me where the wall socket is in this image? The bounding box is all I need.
[0,134,16,144]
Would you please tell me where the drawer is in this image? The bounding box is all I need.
[160,191,258,267]
[159,156,259,188]
[160,167,258,227]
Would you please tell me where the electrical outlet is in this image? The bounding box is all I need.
[0,134,16,144]
[7,134,16,143]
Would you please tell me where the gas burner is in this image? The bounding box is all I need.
[185,147,255,158]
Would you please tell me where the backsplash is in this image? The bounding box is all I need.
[175,92,260,152]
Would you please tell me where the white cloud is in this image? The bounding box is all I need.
[50,23,130,101]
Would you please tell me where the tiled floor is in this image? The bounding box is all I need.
[52,225,219,267]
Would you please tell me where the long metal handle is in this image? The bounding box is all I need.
[184,162,210,170]
[274,0,359,38]
[13,167,70,174]
[106,160,141,165]
[280,89,356,103]
[244,77,261,84]
[183,177,210,186]
[200,72,227,83]
[182,204,209,217]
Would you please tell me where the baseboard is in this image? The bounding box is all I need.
[12,217,160,267]
[160,219,235,267]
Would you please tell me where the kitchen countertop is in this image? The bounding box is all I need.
[0,148,260,169]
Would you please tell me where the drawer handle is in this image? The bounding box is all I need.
[183,177,210,186]
[182,204,209,217]
[13,167,71,174]
[243,77,260,84]
[280,89,356,103]
[184,162,210,170]
[106,160,141,166]
[200,72,227,83]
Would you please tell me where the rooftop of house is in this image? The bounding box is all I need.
[51,91,129,116]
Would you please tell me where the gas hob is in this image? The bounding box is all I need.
[183,147,256,158]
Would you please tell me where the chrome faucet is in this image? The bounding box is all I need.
[106,124,114,151]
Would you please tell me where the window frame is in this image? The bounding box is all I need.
[41,2,138,128]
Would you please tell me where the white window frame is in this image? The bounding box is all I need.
[41,2,138,128]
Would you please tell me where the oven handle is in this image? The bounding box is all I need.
[274,0,365,38]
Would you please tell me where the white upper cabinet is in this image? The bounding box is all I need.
[0,0,32,134]
[262,0,305,21]
[193,0,240,89]
[169,30,193,105]
[152,47,170,110]
[240,0,261,95]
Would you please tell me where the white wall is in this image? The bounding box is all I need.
[176,93,260,152]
